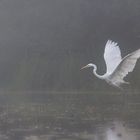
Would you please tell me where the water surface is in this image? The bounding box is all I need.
[0,91,139,140]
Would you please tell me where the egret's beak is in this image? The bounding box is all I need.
[81,65,88,70]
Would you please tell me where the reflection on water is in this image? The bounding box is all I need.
[105,121,137,140]
[0,91,139,140]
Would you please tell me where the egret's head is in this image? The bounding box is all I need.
[81,63,94,70]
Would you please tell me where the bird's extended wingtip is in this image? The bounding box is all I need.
[107,39,118,47]
[107,39,111,43]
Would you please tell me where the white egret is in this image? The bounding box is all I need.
[81,40,140,88]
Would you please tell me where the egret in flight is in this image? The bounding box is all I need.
[81,40,140,88]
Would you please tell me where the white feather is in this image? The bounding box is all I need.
[104,40,122,74]
[110,49,140,86]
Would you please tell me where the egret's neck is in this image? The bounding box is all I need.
[92,64,104,79]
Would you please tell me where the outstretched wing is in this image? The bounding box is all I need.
[104,40,122,74]
[110,49,140,84]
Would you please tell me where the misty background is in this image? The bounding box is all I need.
[0,0,140,92]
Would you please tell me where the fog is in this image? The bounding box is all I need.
[0,1,140,140]
[0,0,140,91]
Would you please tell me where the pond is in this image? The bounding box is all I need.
[0,91,139,140]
